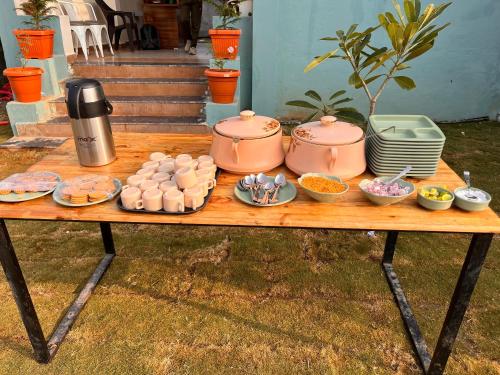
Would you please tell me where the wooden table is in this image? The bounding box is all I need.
[1,133,499,374]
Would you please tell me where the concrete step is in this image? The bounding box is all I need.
[50,96,206,117]
[71,61,207,79]
[99,78,208,97]
[16,116,210,137]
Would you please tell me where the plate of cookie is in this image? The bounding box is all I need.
[53,174,122,207]
[0,171,61,203]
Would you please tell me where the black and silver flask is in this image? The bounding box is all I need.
[65,78,116,167]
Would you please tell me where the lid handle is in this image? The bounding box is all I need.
[240,110,256,121]
[320,116,337,126]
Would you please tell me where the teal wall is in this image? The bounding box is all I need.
[252,0,500,122]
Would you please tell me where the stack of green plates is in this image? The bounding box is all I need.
[366,115,445,179]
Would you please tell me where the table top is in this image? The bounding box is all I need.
[1,133,499,234]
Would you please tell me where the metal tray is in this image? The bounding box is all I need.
[117,169,221,215]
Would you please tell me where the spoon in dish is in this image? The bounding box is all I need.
[384,165,412,185]
[270,173,286,203]
[463,171,477,199]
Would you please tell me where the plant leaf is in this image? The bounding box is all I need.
[360,47,388,69]
[403,22,419,45]
[348,72,363,88]
[414,0,421,17]
[419,4,435,28]
[364,74,384,85]
[387,23,404,50]
[403,42,433,61]
[392,0,406,23]
[385,12,398,24]
[378,14,389,27]
[304,90,322,102]
[286,100,320,110]
[367,51,396,74]
[331,97,353,106]
[404,0,416,22]
[346,24,358,38]
[320,37,339,41]
[329,90,347,101]
[393,76,416,90]
[304,48,339,73]
[334,109,366,123]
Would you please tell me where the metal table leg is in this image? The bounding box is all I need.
[382,231,494,374]
[0,220,116,363]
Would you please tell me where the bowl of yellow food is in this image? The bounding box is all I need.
[418,185,455,210]
[298,173,349,203]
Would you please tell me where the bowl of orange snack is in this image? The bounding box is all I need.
[298,173,349,203]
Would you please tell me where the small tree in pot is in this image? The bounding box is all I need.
[205,57,240,104]
[14,0,57,59]
[205,0,244,60]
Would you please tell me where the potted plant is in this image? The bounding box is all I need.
[3,39,44,103]
[205,0,243,60]
[14,0,57,59]
[205,58,240,104]
[286,89,365,124]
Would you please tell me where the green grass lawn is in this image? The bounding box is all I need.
[0,120,498,374]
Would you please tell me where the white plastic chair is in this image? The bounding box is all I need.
[57,0,114,60]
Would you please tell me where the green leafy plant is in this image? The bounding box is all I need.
[204,0,244,29]
[213,58,226,70]
[305,0,451,115]
[17,0,56,30]
[286,89,365,124]
[16,37,32,68]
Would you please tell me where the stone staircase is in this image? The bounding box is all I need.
[16,59,210,136]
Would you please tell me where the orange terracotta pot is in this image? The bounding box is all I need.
[209,29,241,60]
[13,29,55,59]
[205,68,240,104]
[3,67,44,103]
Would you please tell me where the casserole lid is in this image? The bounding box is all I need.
[293,116,364,145]
[214,110,281,139]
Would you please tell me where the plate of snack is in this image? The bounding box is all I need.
[0,171,60,203]
[359,176,415,206]
[53,174,121,207]
[117,152,221,214]
[235,172,297,207]
[298,173,349,203]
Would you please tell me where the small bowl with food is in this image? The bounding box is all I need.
[359,177,415,206]
[298,173,349,203]
[454,187,491,212]
[417,186,455,210]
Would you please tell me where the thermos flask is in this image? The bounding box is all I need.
[65,78,116,167]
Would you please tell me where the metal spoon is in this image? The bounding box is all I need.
[270,173,286,203]
[243,175,258,201]
[260,182,276,205]
[463,171,477,199]
[255,173,268,200]
[384,165,412,185]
